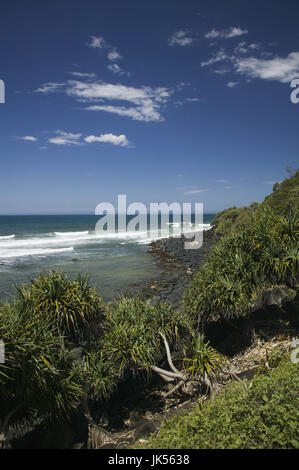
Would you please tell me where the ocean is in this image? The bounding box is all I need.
[0,214,215,301]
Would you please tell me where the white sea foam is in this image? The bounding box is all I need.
[54,231,89,237]
[0,234,15,240]
[0,246,74,259]
[0,224,212,259]
[136,224,212,245]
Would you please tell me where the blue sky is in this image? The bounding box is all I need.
[0,0,298,214]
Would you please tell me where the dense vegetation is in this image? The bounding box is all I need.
[141,356,299,449]
[0,275,194,448]
[184,170,299,324]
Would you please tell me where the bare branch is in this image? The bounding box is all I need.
[164,380,186,398]
[159,332,181,375]
[151,365,183,380]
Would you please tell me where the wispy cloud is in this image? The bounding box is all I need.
[48,131,83,146]
[107,64,130,76]
[36,79,172,122]
[35,82,65,94]
[107,50,122,61]
[185,97,203,102]
[86,35,123,62]
[226,81,239,88]
[200,38,299,86]
[86,36,107,49]
[215,179,230,183]
[68,71,96,79]
[174,96,203,106]
[234,42,260,55]
[235,52,299,83]
[19,136,38,142]
[84,133,130,147]
[183,189,208,195]
[201,49,229,67]
[168,30,195,47]
[205,26,248,40]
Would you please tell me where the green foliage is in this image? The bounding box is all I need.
[262,169,299,214]
[257,348,287,375]
[0,273,111,435]
[211,204,258,237]
[142,358,299,449]
[0,303,85,424]
[100,296,191,375]
[183,333,224,376]
[80,351,116,400]
[14,271,104,337]
[184,204,299,323]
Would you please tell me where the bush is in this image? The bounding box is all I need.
[100,296,191,375]
[14,271,104,338]
[142,357,299,449]
[184,205,299,323]
[0,303,85,429]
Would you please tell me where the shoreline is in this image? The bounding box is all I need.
[128,227,216,309]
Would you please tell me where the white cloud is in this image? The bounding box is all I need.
[36,77,172,122]
[234,42,260,54]
[225,27,248,38]
[185,97,202,102]
[107,64,130,76]
[19,136,38,142]
[226,81,239,88]
[48,131,83,146]
[35,82,65,93]
[85,104,161,122]
[107,50,122,61]
[205,26,248,40]
[205,29,220,40]
[201,50,229,67]
[86,36,107,48]
[235,52,299,83]
[86,35,123,62]
[213,68,231,75]
[68,71,96,79]
[183,189,208,195]
[84,133,130,147]
[168,30,194,47]
[65,80,171,122]
[215,179,230,183]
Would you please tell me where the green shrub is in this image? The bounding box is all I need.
[0,303,85,427]
[100,296,191,375]
[184,205,299,323]
[142,358,299,449]
[14,271,104,337]
[262,169,299,214]
[182,333,224,377]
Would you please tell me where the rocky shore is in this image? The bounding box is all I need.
[139,227,216,308]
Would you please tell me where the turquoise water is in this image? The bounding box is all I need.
[0,214,215,301]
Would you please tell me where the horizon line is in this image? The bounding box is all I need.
[0,211,219,216]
